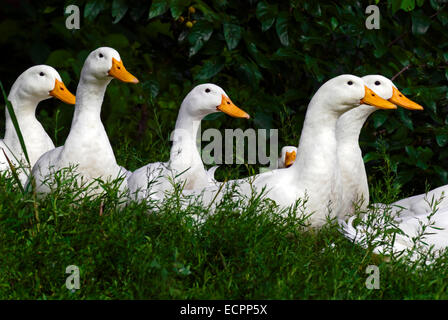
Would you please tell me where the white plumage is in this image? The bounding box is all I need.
[183,75,396,228]
[127,83,249,202]
[30,47,138,197]
[1,65,75,185]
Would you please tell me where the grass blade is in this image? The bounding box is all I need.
[0,80,30,166]
[1,148,24,193]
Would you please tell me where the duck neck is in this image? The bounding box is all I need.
[291,98,341,181]
[336,105,376,147]
[336,105,375,213]
[71,77,110,124]
[3,91,41,148]
[170,99,204,168]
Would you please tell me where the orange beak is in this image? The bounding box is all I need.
[361,86,397,110]
[217,95,250,119]
[108,58,139,84]
[284,151,296,168]
[389,87,424,110]
[49,79,76,105]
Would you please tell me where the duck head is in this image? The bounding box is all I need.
[9,65,76,105]
[362,75,423,110]
[182,83,250,119]
[279,146,297,168]
[317,74,397,114]
[81,47,139,84]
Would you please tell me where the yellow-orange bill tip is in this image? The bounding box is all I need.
[361,86,397,110]
[49,79,76,105]
[389,87,424,111]
[285,151,296,168]
[217,95,250,119]
[108,57,139,84]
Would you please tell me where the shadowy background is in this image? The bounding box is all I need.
[0,0,447,197]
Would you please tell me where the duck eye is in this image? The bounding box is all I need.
[99,53,104,58]
[39,72,45,76]
[205,88,211,93]
[375,81,381,85]
[347,81,353,85]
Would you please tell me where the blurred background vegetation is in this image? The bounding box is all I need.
[0,0,447,197]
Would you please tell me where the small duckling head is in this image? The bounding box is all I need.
[278,146,297,168]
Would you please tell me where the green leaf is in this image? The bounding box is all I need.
[170,0,188,20]
[436,134,448,147]
[43,6,56,14]
[187,21,213,57]
[372,112,389,128]
[142,79,159,99]
[46,50,73,68]
[391,0,402,14]
[223,23,242,50]
[397,108,414,130]
[194,57,225,81]
[401,0,416,11]
[254,111,274,129]
[256,1,276,32]
[148,0,168,19]
[275,13,289,46]
[412,10,431,35]
[111,0,128,24]
[363,152,383,163]
[84,0,107,21]
[104,33,129,48]
[239,60,262,87]
[330,17,338,30]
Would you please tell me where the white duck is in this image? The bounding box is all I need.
[184,75,396,228]
[30,47,138,196]
[337,75,424,217]
[341,205,448,261]
[127,84,250,201]
[1,65,75,185]
[337,78,448,260]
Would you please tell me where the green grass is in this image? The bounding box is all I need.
[2,81,448,300]
[1,160,448,299]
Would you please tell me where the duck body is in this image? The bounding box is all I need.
[186,75,396,227]
[341,205,448,260]
[336,75,424,217]
[31,47,138,195]
[127,84,249,201]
